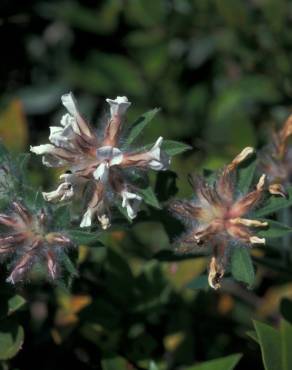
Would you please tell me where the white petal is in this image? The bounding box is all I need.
[49,126,63,136]
[93,162,109,183]
[61,92,79,116]
[96,146,123,166]
[97,214,111,230]
[147,137,170,171]
[60,113,70,127]
[110,148,123,165]
[106,96,131,117]
[49,126,69,146]
[42,183,73,202]
[96,146,115,160]
[121,190,142,219]
[150,136,163,156]
[42,174,77,202]
[42,156,66,168]
[60,113,80,135]
[30,144,55,155]
[80,208,93,228]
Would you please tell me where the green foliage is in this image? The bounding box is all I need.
[258,220,292,239]
[138,186,161,209]
[2,0,292,369]
[252,320,292,370]
[231,247,255,288]
[124,108,160,147]
[101,357,128,370]
[255,188,292,217]
[67,229,103,246]
[237,156,257,193]
[185,354,242,370]
[161,140,192,156]
[0,321,24,361]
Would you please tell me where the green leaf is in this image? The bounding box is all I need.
[258,220,292,239]
[161,140,192,156]
[281,320,292,370]
[0,320,24,360]
[117,203,133,223]
[52,205,71,229]
[62,254,78,278]
[253,320,282,370]
[7,295,26,316]
[15,153,30,174]
[23,189,46,211]
[237,156,256,193]
[67,230,103,246]
[186,354,242,370]
[139,186,161,209]
[149,361,160,370]
[186,275,210,291]
[255,187,292,217]
[125,108,160,147]
[231,247,255,288]
[101,357,128,370]
[246,330,258,343]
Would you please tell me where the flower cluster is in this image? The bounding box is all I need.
[31,94,170,229]
[259,114,292,197]
[0,201,72,283]
[170,147,267,289]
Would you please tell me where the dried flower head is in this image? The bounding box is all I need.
[170,147,267,289]
[259,114,292,197]
[0,201,73,283]
[31,93,170,229]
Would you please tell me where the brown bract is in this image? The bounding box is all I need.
[0,202,72,284]
[31,94,170,229]
[170,148,267,289]
[259,114,292,197]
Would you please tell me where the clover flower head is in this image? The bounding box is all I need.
[170,147,267,289]
[0,202,73,283]
[31,92,170,229]
[259,114,292,197]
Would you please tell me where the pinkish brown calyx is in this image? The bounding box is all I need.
[0,202,74,284]
[170,147,268,289]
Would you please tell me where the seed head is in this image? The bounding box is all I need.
[0,201,73,283]
[170,148,267,289]
[259,114,292,197]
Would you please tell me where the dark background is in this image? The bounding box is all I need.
[1,1,292,369]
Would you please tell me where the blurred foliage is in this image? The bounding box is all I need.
[2,0,292,369]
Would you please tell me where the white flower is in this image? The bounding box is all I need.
[61,92,92,137]
[121,190,142,219]
[42,173,82,202]
[97,214,111,230]
[93,162,109,183]
[30,144,56,155]
[60,113,80,135]
[30,144,68,167]
[42,183,73,202]
[80,208,94,228]
[106,96,131,117]
[96,146,123,165]
[61,92,79,117]
[147,137,170,171]
[49,126,71,148]
[94,146,124,183]
[80,207,110,229]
